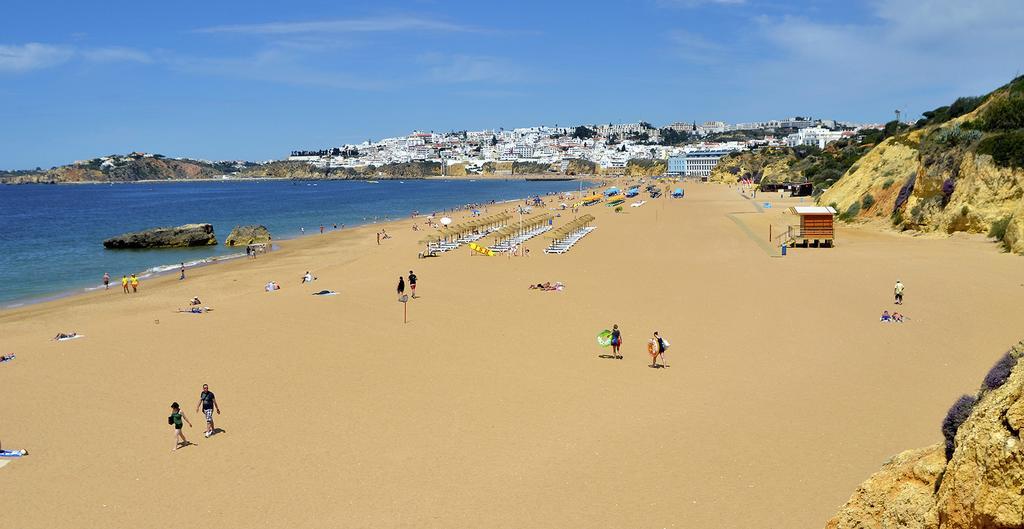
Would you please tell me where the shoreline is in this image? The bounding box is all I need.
[0,181,600,314]
[2,174,607,185]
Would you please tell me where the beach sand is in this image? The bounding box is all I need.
[2,182,1023,528]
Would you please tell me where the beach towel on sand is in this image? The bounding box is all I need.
[0,449,27,457]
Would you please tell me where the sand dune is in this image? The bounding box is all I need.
[2,183,1023,528]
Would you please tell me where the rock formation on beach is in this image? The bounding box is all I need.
[224,225,272,246]
[103,224,217,249]
[826,340,1024,529]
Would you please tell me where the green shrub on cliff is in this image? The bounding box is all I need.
[839,202,860,221]
[976,130,1024,169]
[989,216,1012,241]
[978,93,1024,132]
[861,194,875,210]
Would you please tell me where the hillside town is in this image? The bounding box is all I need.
[288,118,878,178]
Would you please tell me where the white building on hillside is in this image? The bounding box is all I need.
[785,126,844,149]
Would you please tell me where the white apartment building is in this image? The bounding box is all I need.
[785,126,844,149]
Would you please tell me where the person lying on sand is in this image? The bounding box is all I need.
[0,440,28,456]
[301,272,316,284]
[265,281,281,292]
[53,332,78,341]
[880,310,892,322]
[190,297,202,306]
[892,312,904,323]
[312,290,337,296]
[1,354,15,363]
[528,282,563,291]
[177,307,211,314]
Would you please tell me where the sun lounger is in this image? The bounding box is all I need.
[544,226,596,254]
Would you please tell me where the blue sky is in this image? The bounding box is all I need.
[1,0,1022,169]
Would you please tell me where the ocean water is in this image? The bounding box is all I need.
[0,179,590,307]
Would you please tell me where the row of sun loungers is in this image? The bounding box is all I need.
[427,227,499,254]
[489,225,552,253]
[544,226,597,254]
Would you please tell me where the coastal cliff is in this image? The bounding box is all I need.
[709,142,875,191]
[0,154,230,184]
[820,75,1024,254]
[826,340,1024,529]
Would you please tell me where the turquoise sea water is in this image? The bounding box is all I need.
[0,179,590,307]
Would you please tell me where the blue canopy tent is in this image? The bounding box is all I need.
[604,187,620,196]
[672,188,684,198]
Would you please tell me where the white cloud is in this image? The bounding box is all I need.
[754,0,1024,96]
[422,54,523,83]
[0,43,154,73]
[195,16,477,35]
[667,30,726,64]
[163,49,388,90]
[0,43,73,72]
[82,47,152,64]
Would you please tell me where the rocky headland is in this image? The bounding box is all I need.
[826,340,1024,529]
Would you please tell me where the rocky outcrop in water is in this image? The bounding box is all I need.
[825,340,1024,529]
[103,224,217,249]
[224,225,271,246]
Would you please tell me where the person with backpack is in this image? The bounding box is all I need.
[169,402,193,451]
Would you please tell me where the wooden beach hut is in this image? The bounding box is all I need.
[787,206,836,247]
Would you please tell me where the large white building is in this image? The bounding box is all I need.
[785,126,844,149]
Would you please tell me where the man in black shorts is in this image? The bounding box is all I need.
[408,270,418,298]
[196,384,221,438]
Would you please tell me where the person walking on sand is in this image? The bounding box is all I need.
[320,224,324,235]
[894,280,905,305]
[397,276,405,298]
[610,324,622,359]
[377,231,381,245]
[103,272,110,290]
[408,271,418,298]
[122,275,130,294]
[130,274,139,293]
[179,262,186,281]
[169,402,192,450]
[195,384,220,438]
[651,331,668,368]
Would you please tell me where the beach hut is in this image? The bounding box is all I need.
[787,206,836,247]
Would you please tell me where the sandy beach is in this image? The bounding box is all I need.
[2,182,1023,528]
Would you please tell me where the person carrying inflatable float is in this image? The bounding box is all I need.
[648,331,669,368]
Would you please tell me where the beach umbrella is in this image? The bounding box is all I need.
[597,329,613,347]
[440,217,452,226]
